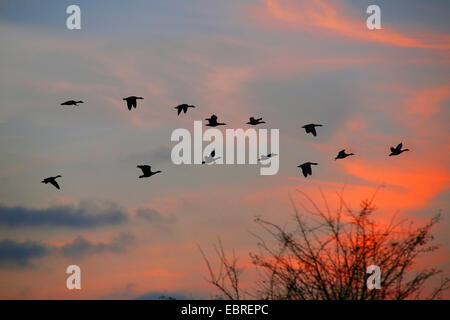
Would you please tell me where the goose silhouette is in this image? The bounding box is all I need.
[175,104,195,115]
[42,175,62,190]
[205,114,226,127]
[297,162,318,178]
[302,123,322,137]
[247,117,265,125]
[335,149,355,160]
[258,153,277,162]
[123,96,144,111]
[61,100,83,106]
[389,142,409,156]
[137,165,161,178]
[202,149,221,164]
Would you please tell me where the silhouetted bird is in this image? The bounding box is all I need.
[335,149,355,160]
[61,100,83,106]
[389,142,409,156]
[205,114,226,127]
[302,123,323,137]
[41,175,62,190]
[247,117,265,125]
[202,149,221,164]
[175,104,195,115]
[258,153,277,162]
[123,96,144,111]
[137,165,161,178]
[297,162,318,178]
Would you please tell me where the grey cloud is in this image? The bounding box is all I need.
[136,208,176,229]
[0,239,50,268]
[135,290,191,300]
[102,282,137,299]
[136,208,165,222]
[0,232,136,268]
[0,202,128,229]
[60,232,135,258]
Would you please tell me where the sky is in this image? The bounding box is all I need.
[0,0,449,299]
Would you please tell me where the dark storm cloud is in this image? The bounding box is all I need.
[0,202,128,228]
[0,239,50,268]
[60,232,135,258]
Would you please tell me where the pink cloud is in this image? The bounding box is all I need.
[248,0,450,49]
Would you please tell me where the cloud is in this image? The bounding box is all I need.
[342,159,450,211]
[135,290,190,300]
[0,239,50,268]
[0,201,128,229]
[137,208,164,221]
[249,0,450,49]
[102,282,137,300]
[403,84,450,117]
[134,207,177,234]
[60,232,135,258]
[0,232,136,268]
[136,208,171,223]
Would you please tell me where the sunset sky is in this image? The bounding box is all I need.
[0,0,449,299]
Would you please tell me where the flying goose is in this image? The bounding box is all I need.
[389,142,409,156]
[258,153,277,162]
[205,114,226,127]
[297,162,318,178]
[41,175,62,190]
[247,117,265,125]
[202,149,221,164]
[61,100,83,106]
[123,96,144,111]
[137,165,161,178]
[335,149,355,160]
[175,104,196,115]
[302,123,323,137]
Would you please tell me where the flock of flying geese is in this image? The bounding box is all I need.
[41,97,410,189]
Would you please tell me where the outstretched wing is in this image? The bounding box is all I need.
[396,143,403,150]
[390,147,396,153]
[137,165,151,175]
[126,99,132,110]
[177,107,182,115]
[50,180,60,190]
[300,165,307,177]
[304,125,311,133]
[311,127,317,136]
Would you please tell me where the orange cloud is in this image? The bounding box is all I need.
[249,0,450,49]
[342,159,450,210]
[404,84,450,116]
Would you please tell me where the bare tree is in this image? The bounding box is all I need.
[198,239,243,300]
[200,189,449,300]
